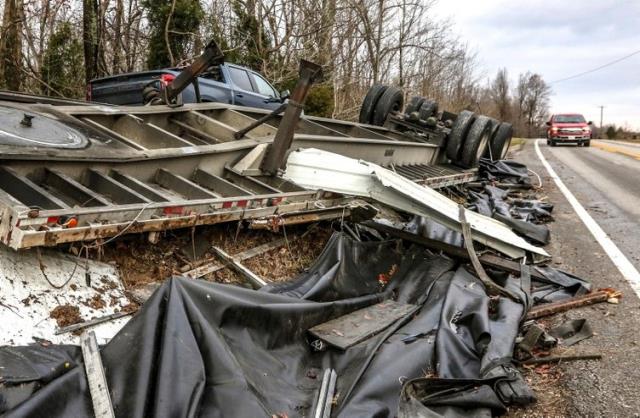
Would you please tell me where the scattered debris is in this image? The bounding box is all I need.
[56,312,134,335]
[0,69,621,417]
[526,289,617,320]
[50,305,82,328]
[520,354,602,366]
[549,319,594,346]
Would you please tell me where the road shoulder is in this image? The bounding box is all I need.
[510,140,640,417]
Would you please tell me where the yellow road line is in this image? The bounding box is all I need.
[591,141,640,160]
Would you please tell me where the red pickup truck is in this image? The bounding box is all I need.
[546,114,593,147]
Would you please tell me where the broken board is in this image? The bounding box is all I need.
[308,300,418,350]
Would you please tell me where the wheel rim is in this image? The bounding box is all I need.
[476,131,490,160]
[500,137,512,159]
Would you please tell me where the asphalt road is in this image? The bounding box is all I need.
[511,140,640,417]
[542,139,640,267]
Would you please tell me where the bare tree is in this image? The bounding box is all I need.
[489,68,510,121]
[515,71,551,137]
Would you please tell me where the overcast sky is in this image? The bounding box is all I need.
[433,0,639,129]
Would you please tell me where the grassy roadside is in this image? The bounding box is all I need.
[511,137,525,146]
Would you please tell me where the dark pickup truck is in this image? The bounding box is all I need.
[88,63,286,110]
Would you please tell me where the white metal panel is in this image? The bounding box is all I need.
[284,148,549,259]
[0,246,130,345]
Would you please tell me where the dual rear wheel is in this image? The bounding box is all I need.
[359,85,513,167]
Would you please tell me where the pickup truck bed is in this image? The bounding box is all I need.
[89,63,284,111]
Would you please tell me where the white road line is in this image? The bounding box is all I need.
[535,139,640,298]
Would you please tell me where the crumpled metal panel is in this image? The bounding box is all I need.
[284,148,549,260]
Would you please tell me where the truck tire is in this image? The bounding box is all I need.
[483,118,500,158]
[446,110,475,160]
[584,140,591,147]
[459,115,492,168]
[372,86,404,126]
[487,122,513,161]
[359,85,388,124]
[419,100,438,120]
[405,96,425,115]
[142,85,161,105]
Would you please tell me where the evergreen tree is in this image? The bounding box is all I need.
[143,0,204,69]
[230,0,271,71]
[41,22,84,98]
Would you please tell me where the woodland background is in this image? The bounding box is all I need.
[0,0,558,136]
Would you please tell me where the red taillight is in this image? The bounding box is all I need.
[86,84,92,102]
[160,73,175,86]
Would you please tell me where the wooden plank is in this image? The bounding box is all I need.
[308,300,418,350]
[182,236,291,278]
[211,245,267,288]
[155,168,221,199]
[80,331,115,418]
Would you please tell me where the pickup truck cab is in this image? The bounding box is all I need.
[546,114,593,147]
[88,63,285,110]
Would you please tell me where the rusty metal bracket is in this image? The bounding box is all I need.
[234,103,287,140]
[261,60,322,175]
[458,205,521,301]
[161,39,224,105]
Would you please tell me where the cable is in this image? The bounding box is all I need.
[550,48,640,84]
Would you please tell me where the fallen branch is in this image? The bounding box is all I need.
[521,354,602,365]
[55,311,133,335]
[525,290,610,320]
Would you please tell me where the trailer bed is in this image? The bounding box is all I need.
[0,101,476,249]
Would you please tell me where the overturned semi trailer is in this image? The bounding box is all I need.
[0,91,493,250]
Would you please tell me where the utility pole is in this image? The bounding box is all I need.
[598,105,605,130]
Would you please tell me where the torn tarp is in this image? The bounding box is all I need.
[284,148,549,260]
[1,233,535,418]
[467,185,553,245]
[478,158,531,186]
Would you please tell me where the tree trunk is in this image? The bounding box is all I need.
[112,0,124,73]
[83,0,100,83]
[0,0,23,90]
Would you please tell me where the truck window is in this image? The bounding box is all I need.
[201,65,224,83]
[251,73,277,98]
[228,67,253,92]
[553,115,586,123]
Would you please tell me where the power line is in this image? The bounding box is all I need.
[550,49,640,84]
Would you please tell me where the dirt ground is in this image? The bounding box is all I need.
[92,222,333,290]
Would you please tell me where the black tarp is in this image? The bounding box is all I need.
[478,159,531,186]
[467,185,553,246]
[0,233,538,418]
